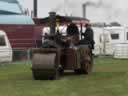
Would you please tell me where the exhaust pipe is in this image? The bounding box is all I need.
[33,0,37,17]
[49,12,56,35]
[82,3,86,19]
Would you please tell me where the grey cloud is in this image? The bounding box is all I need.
[18,0,128,25]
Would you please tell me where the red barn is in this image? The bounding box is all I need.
[0,0,44,60]
[0,24,34,48]
[0,15,43,60]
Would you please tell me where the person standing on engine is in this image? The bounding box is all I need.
[66,22,79,46]
[82,23,95,49]
[67,22,79,36]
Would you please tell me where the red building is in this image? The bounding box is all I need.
[0,0,44,60]
[0,24,33,48]
[0,16,43,60]
[0,15,44,49]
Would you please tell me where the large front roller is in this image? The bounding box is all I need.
[32,48,60,80]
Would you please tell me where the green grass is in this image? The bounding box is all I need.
[0,57,128,96]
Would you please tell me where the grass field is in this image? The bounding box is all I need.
[0,57,128,96]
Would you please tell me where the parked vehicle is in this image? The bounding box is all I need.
[104,26,128,45]
[0,30,12,62]
[93,27,113,56]
[104,26,128,58]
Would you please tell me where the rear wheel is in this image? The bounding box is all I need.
[80,47,93,74]
[82,60,92,74]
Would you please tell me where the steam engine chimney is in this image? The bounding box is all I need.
[49,12,56,35]
[82,3,86,18]
[33,0,37,17]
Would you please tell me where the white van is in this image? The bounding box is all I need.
[0,30,12,62]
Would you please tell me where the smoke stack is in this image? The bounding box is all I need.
[33,0,37,17]
[82,3,86,18]
[49,12,56,35]
[82,1,96,19]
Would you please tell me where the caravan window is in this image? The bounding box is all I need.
[111,33,119,40]
[0,36,6,46]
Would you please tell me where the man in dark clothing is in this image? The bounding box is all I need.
[66,22,80,45]
[82,23,95,49]
[67,22,79,36]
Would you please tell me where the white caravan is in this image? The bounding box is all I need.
[104,26,128,45]
[0,30,12,62]
[92,27,113,56]
[104,26,128,58]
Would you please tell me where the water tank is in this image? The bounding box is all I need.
[114,43,128,59]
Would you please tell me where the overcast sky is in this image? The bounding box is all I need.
[18,0,128,25]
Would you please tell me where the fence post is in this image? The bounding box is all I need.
[27,49,30,61]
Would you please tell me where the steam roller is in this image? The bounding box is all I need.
[31,12,94,80]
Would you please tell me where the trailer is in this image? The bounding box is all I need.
[0,30,12,62]
[104,26,128,58]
